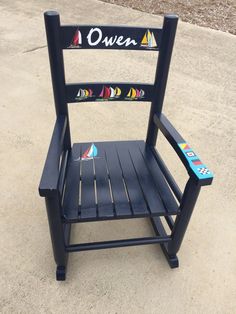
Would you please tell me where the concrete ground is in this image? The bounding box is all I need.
[0,0,235,313]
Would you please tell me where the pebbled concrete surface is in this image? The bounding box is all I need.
[0,0,235,313]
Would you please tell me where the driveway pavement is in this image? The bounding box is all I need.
[0,0,235,313]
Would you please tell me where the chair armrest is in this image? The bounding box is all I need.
[153,113,213,186]
[39,115,68,197]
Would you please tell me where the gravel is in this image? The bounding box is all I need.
[100,0,236,35]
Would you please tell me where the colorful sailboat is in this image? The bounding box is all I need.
[81,144,98,160]
[115,87,121,97]
[126,88,145,100]
[110,87,115,98]
[69,28,82,48]
[98,86,122,100]
[76,88,93,100]
[140,30,157,49]
[140,89,145,97]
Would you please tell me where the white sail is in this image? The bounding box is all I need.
[151,32,157,47]
[81,89,85,97]
[140,89,145,97]
[78,30,82,45]
[110,87,115,98]
[87,145,93,157]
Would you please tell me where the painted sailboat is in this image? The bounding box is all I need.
[98,86,121,100]
[126,88,145,100]
[115,87,121,97]
[75,88,93,101]
[69,28,82,48]
[140,30,157,49]
[81,144,98,160]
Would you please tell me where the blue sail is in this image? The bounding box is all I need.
[88,144,98,157]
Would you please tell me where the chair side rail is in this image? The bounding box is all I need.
[153,113,213,186]
[39,115,68,197]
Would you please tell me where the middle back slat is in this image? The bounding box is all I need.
[66,83,154,103]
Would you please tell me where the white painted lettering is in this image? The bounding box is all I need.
[123,37,137,47]
[86,28,138,47]
[87,28,102,46]
[116,36,124,46]
[116,36,137,46]
[102,35,118,47]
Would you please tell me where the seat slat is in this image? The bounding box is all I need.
[128,143,167,215]
[138,142,179,214]
[116,142,149,215]
[102,142,131,217]
[63,140,179,222]
[63,144,81,220]
[80,144,97,219]
[93,144,114,218]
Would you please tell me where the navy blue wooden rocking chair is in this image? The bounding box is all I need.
[39,11,213,281]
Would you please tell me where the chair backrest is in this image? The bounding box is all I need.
[44,11,178,146]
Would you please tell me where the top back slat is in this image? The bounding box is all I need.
[60,25,162,51]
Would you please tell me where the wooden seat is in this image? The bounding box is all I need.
[39,11,213,281]
[63,140,179,222]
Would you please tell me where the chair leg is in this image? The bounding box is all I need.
[167,178,201,257]
[150,216,179,268]
[56,266,66,281]
[45,195,69,281]
[160,244,179,268]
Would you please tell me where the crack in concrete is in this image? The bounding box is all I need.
[23,45,47,53]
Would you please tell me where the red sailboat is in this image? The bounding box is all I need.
[99,86,111,98]
[69,28,82,48]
